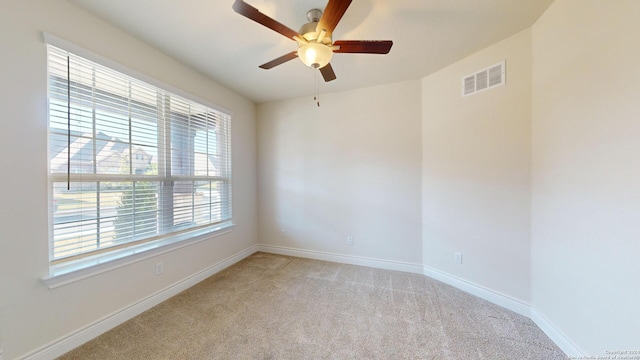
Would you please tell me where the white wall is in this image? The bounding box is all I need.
[257,81,423,265]
[0,1,256,358]
[531,0,640,354]
[421,30,533,304]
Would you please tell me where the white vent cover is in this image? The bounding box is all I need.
[462,60,505,96]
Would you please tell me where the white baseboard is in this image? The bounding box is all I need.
[19,245,258,360]
[421,265,531,317]
[256,244,424,274]
[421,265,585,357]
[531,309,585,357]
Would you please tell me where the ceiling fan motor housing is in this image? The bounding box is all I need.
[299,10,333,45]
[306,8,322,22]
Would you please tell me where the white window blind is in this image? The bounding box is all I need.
[47,45,232,267]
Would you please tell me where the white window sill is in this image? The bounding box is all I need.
[42,222,234,289]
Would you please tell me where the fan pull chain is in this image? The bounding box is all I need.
[313,70,320,107]
[316,81,320,108]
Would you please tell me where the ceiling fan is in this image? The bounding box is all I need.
[232,0,393,82]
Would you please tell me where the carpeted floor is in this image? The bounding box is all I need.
[58,252,568,359]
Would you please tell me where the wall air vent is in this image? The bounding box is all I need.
[462,60,505,97]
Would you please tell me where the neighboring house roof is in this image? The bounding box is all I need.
[50,131,149,174]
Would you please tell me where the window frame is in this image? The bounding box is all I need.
[43,33,234,287]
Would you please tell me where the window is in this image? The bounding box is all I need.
[47,45,232,275]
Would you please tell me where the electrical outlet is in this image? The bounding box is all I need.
[155,262,164,275]
[347,236,354,246]
[280,229,286,238]
[454,252,463,264]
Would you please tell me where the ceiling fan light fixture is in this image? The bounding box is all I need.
[297,42,333,69]
[233,0,393,83]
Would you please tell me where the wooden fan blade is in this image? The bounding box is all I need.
[316,0,352,35]
[233,0,299,40]
[259,52,299,69]
[319,63,337,82]
[333,40,393,54]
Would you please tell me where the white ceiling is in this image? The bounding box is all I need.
[69,0,554,104]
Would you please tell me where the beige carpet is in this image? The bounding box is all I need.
[58,252,568,359]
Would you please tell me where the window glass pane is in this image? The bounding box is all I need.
[68,105,93,134]
[173,180,195,226]
[96,109,129,141]
[132,145,158,175]
[97,183,123,248]
[67,134,94,175]
[194,151,209,176]
[52,182,98,259]
[210,180,226,223]
[170,115,193,177]
[132,116,157,147]
[208,129,221,177]
[95,139,128,175]
[113,182,159,243]
[49,99,70,131]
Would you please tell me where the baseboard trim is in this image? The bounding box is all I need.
[531,309,585,357]
[256,244,424,274]
[421,265,585,357]
[19,245,258,360]
[421,265,531,317]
